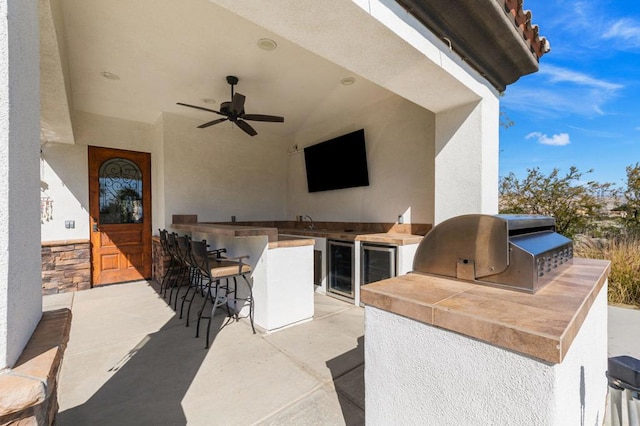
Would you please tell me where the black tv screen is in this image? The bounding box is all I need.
[303,129,369,193]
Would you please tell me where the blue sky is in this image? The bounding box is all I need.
[499,0,640,190]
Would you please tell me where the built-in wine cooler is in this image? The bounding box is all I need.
[327,240,355,299]
[360,243,397,286]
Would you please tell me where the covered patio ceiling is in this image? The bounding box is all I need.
[40,0,488,145]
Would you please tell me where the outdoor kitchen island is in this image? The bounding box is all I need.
[172,222,316,332]
[361,258,611,425]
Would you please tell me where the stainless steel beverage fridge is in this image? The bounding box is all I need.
[328,240,355,299]
[361,243,397,286]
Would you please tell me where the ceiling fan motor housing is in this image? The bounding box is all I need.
[219,101,243,116]
[177,74,283,136]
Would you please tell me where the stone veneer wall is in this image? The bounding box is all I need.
[41,240,91,294]
[152,236,170,284]
[41,238,169,295]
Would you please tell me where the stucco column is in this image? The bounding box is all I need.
[0,0,42,368]
[433,96,499,224]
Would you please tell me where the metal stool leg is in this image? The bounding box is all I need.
[243,275,255,334]
[182,270,202,326]
[206,280,222,349]
[195,279,212,339]
[230,275,255,334]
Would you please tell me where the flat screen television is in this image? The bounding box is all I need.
[303,129,369,193]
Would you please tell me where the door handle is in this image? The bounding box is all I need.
[93,223,98,232]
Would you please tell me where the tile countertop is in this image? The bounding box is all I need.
[361,258,611,364]
[172,223,315,248]
[173,222,279,242]
[278,229,423,245]
[172,223,424,246]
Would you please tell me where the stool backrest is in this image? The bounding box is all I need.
[159,229,169,252]
[177,235,197,268]
[190,239,211,278]
[166,232,179,259]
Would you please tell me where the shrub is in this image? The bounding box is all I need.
[574,235,640,307]
[499,167,614,238]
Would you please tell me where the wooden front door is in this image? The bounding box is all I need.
[89,146,152,285]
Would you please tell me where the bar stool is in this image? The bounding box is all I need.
[158,229,172,294]
[190,239,255,348]
[170,235,198,310]
[160,231,182,298]
[180,241,227,327]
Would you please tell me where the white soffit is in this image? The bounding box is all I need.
[48,0,483,140]
[40,0,75,144]
[54,0,397,137]
[209,0,482,112]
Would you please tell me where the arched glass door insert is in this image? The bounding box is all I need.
[98,158,143,224]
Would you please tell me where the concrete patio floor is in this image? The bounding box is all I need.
[45,280,365,425]
[44,281,640,425]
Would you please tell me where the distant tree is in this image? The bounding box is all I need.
[499,93,514,129]
[622,163,640,229]
[499,167,614,238]
[499,110,514,129]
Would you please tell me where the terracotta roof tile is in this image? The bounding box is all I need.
[504,0,550,59]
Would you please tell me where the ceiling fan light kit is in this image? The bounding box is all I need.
[177,75,284,137]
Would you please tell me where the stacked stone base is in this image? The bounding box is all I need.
[41,240,91,294]
[152,236,170,284]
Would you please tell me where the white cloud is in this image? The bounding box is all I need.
[603,18,640,48]
[526,132,571,146]
[502,64,623,117]
[538,64,623,90]
[502,86,613,117]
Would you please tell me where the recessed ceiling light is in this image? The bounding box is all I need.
[257,38,277,51]
[100,71,120,80]
[340,77,356,86]
[201,98,217,104]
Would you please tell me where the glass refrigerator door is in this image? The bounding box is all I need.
[328,241,354,298]
[362,245,396,285]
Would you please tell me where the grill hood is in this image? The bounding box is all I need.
[412,214,573,293]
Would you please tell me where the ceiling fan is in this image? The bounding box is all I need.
[177,75,284,137]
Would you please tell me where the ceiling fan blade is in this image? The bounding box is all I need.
[242,114,284,123]
[230,93,246,115]
[197,117,228,129]
[177,102,226,116]
[236,119,257,137]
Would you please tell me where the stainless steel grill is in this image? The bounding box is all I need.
[412,214,573,293]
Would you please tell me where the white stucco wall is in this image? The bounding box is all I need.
[40,111,157,242]
[286,95,435,224]
[266,245,314,330]
[40,143,89,241]
[0,0,42,368]
[162,112,288,225]
[212,0,501,222]
[151,114,166,232]
[364,283,608,425]
[434,98,500,224]
[44,97,437,244]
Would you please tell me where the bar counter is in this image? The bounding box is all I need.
[172,222,315,332]
[173,222,279,242]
